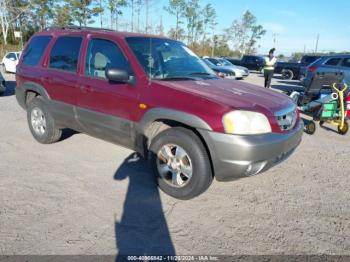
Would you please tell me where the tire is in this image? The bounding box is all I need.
[0,81,5,96]
[282,69,294,80]
[148,127,213,200]
[27,97,62,144]
[338,121,349,135]
[304,120,316,135]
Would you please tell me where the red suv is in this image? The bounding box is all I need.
[16,27,303,199]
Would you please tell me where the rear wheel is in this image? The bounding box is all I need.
[338,121,349,135]
[27,97,62,144]
[282,69,294,80]
[148,127,213,200]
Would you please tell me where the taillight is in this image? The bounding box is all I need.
[346,94,350,119]
[307,66,318,73]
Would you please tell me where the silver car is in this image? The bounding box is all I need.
[204,57,250,78]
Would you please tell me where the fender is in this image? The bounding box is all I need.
[16,81,51,109]
[138,108,212,133]
[21,81,50,100]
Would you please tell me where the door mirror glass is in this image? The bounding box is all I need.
[106,68,130,83]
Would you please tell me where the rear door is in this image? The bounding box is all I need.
[312,57,342,90]
[339,57,350,86]
[76,36,141,148]
[44,35,83,128]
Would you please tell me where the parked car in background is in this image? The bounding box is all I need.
[302,54,350,97]
[2,51,21,73]
[225,55,265,71]
[275,55,322,80]
[203,58,244,79]
[16,27,303,200]
[204,57,249,78]
[202,58,237,79]
[0,72,5,95]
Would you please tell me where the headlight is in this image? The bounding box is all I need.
[222,111,272,135]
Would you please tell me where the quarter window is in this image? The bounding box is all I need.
[49,36,82,72]
[85,38,131,79]
[22,36,52,66]
[325,58,341,66]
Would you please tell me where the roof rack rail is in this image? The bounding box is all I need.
[44,26,115,32]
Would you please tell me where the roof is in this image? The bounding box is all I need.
[43,26,170,39]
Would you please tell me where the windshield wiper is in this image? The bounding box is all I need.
[159,76,199,81]
[189,72,211,76]
[189,72,218,79]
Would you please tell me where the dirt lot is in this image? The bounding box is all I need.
[0,71,349,256]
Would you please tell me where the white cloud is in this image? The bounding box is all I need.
[263,22,286,34]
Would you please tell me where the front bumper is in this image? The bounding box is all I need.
[198,122,303,181]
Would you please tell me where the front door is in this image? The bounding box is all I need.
[76,37,141,148]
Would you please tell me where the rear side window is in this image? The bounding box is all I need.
[325,58,341,66]
[341,58,350,68]
[22,36,52,66]
[302,56,319,64]
[85,38,131,79]
[49,36,82,72]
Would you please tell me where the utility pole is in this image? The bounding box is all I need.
[145,0,149,33]
[99,0,103,28]
[303,44,306,54]
[131,0,134,32]
[315,33,319,53]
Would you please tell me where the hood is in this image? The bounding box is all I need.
[156,78,294,114]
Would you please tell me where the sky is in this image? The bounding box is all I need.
[96,0,350,56]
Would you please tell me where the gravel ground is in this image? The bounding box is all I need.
[0,71,349,256]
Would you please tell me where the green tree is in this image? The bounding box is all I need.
[184,0,201,45]
[225,10,266,55]
[108,0,127,30]
[31,0,53,29]
[201,4,216,44]
[53,3,73,27]
[164,0,185,40]
[65,0,103,27]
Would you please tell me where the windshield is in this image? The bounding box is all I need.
[126,37,217,80]
[218,58,233,66]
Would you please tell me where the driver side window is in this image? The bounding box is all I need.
[85,38,131,80]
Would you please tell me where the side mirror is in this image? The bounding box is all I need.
[105,68,131,83]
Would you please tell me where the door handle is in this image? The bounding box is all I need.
[41,77,60,84]
[318,72,325,79]
[80,85,93,93]
[41,77,53,84]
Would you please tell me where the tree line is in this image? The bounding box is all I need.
[0,0,266,57]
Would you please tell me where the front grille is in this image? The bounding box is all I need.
[275,105,297,131]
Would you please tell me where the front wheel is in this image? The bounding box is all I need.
[148,127,213,200]
[304,120,316,135]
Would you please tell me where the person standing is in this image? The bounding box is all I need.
[263,48,277,88]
